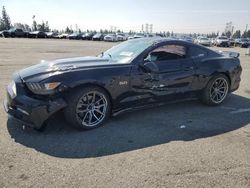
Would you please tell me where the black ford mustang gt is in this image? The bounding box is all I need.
[4,38,242,131]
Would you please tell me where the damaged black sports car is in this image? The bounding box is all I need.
[4,38,242,130]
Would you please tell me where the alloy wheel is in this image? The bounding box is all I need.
[76,91,107,127]
[210,77,228,104]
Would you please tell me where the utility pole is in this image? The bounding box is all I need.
[231,26,234,37]
[145,23,149,33]
[149,24,153,34]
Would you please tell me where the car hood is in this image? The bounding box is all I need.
[200,40,210,43]
[18,56,112,81]
[217,39,229,42]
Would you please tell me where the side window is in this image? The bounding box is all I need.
[189,47,207,58]
[146,45,187,62]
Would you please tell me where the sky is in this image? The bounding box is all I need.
[1,0,250,34]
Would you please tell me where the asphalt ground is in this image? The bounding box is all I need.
[0,38,249,188]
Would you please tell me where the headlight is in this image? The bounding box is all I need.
[9,81,17,97]
[26,82,62,95]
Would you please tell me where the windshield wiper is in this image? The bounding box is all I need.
[108,53,112,59]
[100,52,112,59]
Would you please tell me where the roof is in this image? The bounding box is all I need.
[129,37,193,45]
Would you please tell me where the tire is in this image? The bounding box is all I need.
[64,86,111,130]
[201,74,230,106]
[34,122,48,132]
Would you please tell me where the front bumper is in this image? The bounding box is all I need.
[4,81,67,129]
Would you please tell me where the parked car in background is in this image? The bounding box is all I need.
[228,38,235,46]
[46,32,59,39]
[133,33,145,39]
[116,33,127,41]
[196,37,211,46]
[146,33,156,38]
[104,34,117,42]
[215,36,229,47]
[4,38,242,131]
[128,35,135,40]
[92,33,104,41]
[234,38,250,48]
[8,28,28,38]
[210,38,216,46]
[58,33,69,39]
[28,31,47,38]
[0,30,10,37]
[181,36,193,43]
[82,33,95,40]
[155,33,164,37]
[68,32,82,40]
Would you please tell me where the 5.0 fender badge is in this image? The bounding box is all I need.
[119,81,128,86]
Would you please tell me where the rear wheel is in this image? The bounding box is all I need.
[64,86,111,130]
[201,74,229,105]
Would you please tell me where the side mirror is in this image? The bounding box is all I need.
[142,61,159,73]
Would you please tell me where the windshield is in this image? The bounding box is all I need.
[135,34,144,37]
[117,33,125,36]
[241,38,248,42]
[100,39,154,64]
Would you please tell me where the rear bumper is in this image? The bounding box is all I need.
[230,65,242,92]
[4,84,67,129]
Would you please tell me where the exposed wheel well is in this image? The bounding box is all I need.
[202,72,231,92]
[208,72,231,87]
[219,72,231,87]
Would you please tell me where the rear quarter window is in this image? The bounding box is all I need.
[188,46,208,58]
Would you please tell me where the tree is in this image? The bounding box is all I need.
[14,23,24,30]
[208,32,218,38]
[242,30,250,38]
[232,30,241,39]
[247,30,250,38]
[32,20,37,31]
[65,26,73,33]
[65,26,70,33]
[1,6,11,30]
[24,24,31,31]
[37,21,45,32]
[45,21,50,32]
[225,31,231,38]
[0,17,4,30]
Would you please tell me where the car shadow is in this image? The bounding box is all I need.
[7,94,250,158]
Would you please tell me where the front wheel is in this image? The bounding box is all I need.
[201,74,229,106]
[64,86,111,130]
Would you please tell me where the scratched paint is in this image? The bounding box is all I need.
[230,108,250,114]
